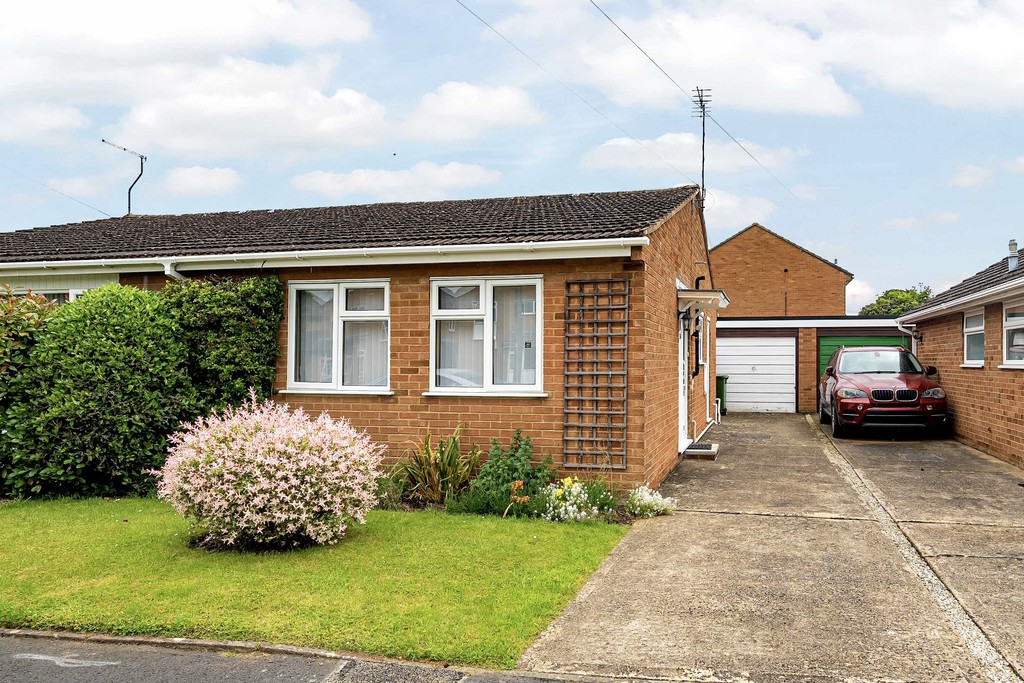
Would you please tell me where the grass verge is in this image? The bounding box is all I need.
[0,498,626,668]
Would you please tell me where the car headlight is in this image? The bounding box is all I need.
[922,387,946,398]
[836,388,868,399]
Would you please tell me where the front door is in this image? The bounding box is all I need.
[679,315,691,453]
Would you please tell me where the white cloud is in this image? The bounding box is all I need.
[0,104,88,145]
[702,189,776,232]
[292,161,501,202]
[404,82,544,143]
[950,163,995,188]
[158,166,243,196]
[931,211,960,224]
[846,279,877,315]
[499,0,1024,115]
[581,132,793,175]
[49,160,139,198]
[111,57,389,161]
[886,216,922,230]
[1004,156,1024,173]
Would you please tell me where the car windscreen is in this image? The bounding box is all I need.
[837,350,923,374]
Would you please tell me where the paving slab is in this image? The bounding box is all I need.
[837,437,1018,473]
[903,522,1024,559]
[924,557,1024,677]
[519,513,985,682]
[661,458,870,519]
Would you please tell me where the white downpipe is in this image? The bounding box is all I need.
[896,320,917,354]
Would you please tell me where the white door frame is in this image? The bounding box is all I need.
[678,314,691,453]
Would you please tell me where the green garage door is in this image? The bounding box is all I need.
[818,335,911,378]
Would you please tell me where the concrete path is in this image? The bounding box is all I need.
[519,414,1024,683]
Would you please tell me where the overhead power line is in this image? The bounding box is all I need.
[453,0,700,187]
[0,164,112,219]
[587,0,799,199]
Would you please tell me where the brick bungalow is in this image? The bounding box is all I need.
[710,223,907,413]
[898,241,1024,469]
[0,186,726,487]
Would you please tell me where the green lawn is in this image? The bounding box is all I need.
[0,498,626,668]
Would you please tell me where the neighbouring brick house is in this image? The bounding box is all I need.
[0,186,726,487]
[898,241,1024,469]
[710,224,908,413]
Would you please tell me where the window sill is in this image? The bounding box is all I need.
[422,391,549,398]
[960,362,984,368]
[278,389,394,396]
[997,364,1024,370]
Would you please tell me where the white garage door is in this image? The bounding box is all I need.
[717,336,796,413]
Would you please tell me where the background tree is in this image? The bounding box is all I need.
[859,284,933,316]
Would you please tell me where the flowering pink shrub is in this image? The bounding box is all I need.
[156,393,385,550]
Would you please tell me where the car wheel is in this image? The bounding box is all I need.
[819,401,830,424]
[830,402,847,439]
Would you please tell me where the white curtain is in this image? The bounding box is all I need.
[493,285,536,385]
[295,289,334,383]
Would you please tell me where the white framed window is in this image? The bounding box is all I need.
[429,276,543,395]
[963,309,985,366]
[1002,300,1024,367]
[33,289,86,306]
[287,280,390,393]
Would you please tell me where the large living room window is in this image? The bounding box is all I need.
[963,309,985,366]
[429,277,543,395]
[1003,300,1024,367]
[288,281,390,392]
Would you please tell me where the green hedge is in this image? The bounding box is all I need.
[1,285,196,497]
[0,284,57,408]
[162,276,283,414]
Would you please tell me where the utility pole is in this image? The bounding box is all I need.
[692,87,711,204]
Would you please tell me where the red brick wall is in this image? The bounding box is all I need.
[637,202,716,486]
[915,306,1024,469]
[710,226,851,317]
[798,327,819,412]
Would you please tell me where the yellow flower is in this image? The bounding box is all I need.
[554,488,563,497]
[562,477,573,487]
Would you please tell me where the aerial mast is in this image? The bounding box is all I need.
[101,139,147,215]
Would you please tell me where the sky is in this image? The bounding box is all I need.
[2,0,1023,313]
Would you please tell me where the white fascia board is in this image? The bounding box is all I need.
[898,278,1024,323]
[0,237,649,277]
[718,317,902,329]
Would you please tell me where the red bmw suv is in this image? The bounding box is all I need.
[819,346,950,438]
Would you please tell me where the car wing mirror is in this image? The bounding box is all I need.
[825,366,836,377]
[925,365,937,376]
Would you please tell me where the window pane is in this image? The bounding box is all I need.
[439,285,480,310]
[435,320,483,387]
[492,285,537,385]
[294,289,334,383]
[965,332,984,361]
[346,287,385,312]
[1008,329,1024,361]
[343,321,388,386]
[1007,304,1024,321]
[42,293,70,305]
[965,313,984,329]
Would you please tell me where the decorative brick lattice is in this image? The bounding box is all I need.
[563,280,629,469]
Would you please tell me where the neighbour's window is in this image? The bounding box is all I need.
[288,281,390,391]
[963,309,985,365]
[1003,301,1024,365]
[429,277,542,393]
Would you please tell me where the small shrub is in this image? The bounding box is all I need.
[161,276,284,414]
[156,392,384,550]
[398,426,481,505]
[448,430,555,516]
[625,485,676,518]
[539,477,614,523]
[1,285,195,498]
[375,468,408,511]
[0,284,57,407]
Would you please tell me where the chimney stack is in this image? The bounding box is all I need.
[1010,239,1019,272]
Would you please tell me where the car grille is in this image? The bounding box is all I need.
[896,389,918,401]
[862,410,929,426]
[871,389,894,401]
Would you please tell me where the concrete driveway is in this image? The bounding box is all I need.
[519,414,1024,683]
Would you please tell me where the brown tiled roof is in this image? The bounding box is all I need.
[0,186,699,264]
[902,247,1024,318]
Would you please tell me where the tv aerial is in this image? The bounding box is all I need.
[102,139,146,215]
